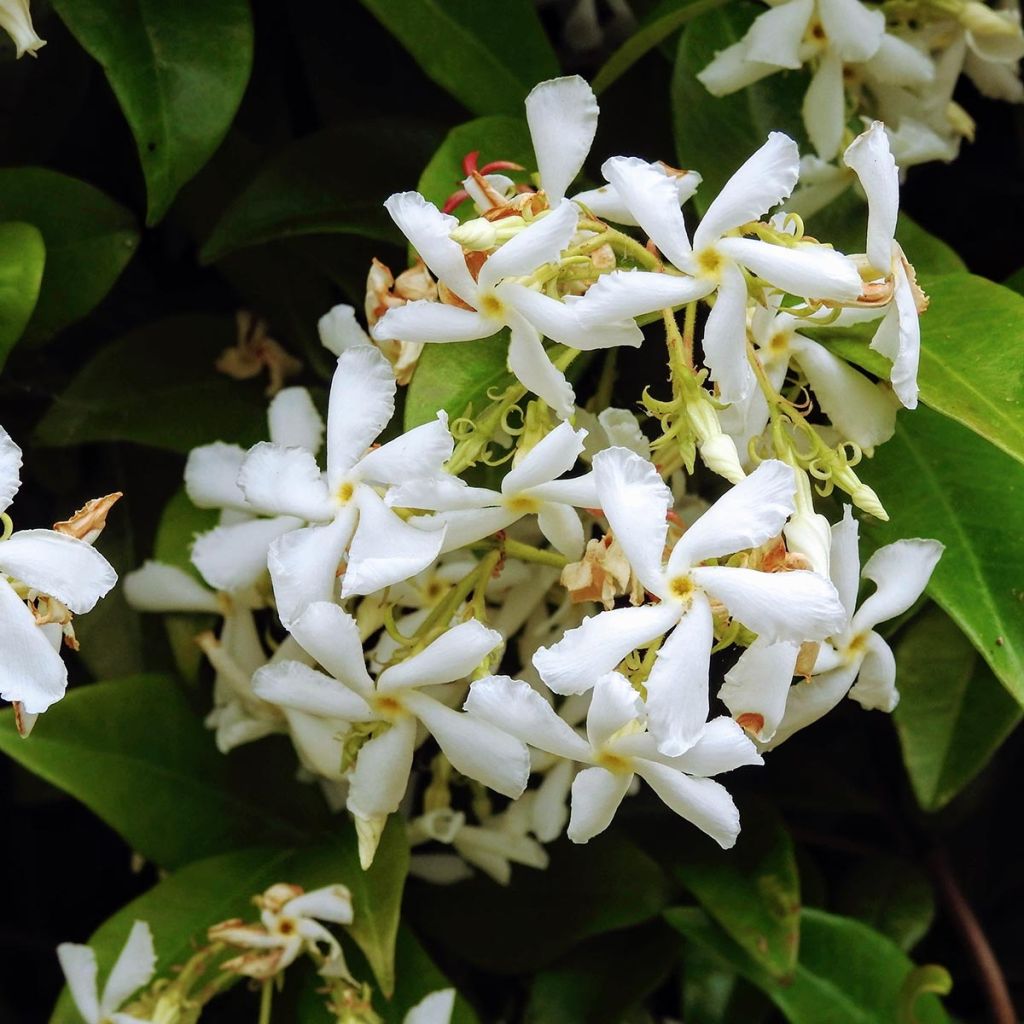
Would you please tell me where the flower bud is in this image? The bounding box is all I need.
[851,483,888,521]
[960,1,1024,62]
[449,215,527,251]
[0,0,45,58]
[697,434,746,484]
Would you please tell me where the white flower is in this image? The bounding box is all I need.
[404,989,456,1024]
[57,920,156,1024]
[533,449,846,756]
[236,347,452,625]
[466,672,761,848]
[389,420,598,559]
[185,385,325,594]
[251,602,530,864]
[0,0,45,58]
[0,426,117,719]
[721,506,942,747]
[575,134,863,403]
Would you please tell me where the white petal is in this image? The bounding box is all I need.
[283,709,347,780]
[464,675,592,761]
[318,303,372,356]
[575,271,712,326]
[852,538,943,632]
[864,34,935,87]
[504,421,587,494]
[701,262,755,404]
[371,301,494,345]
[252,661,373,720]
[718,638,800,742]
[379,620,502,692]
[567,766,632,842]
[533,602,682,695]
[848,630,898,711]
[237,443,333,521]
[56,942,100,1024]
[506,311,575,420]
[669,459,796,569]
[404,988,457,1024]
[268,510,357,626]
[193,516,301,593]
[499,283,643,350]
[388,476,497,513]
[0,424,23,515]
[532,759,575,841]
[383,192,477,300]
[267,387,325,454]
[695,133,800,247]
[829,505,861,620]
[745,0,815,67]
[587,671,642,749]
[693,565,847,641]
[184,442,248,512]
[478,202,578,289]
[592,446,671,597]
[601,156,692,266]
[663,715,764,775]
[0,578,68,714]
[525,75,599,203]
[644,593,714,756]
[530,473,599,508]
[347,715,418,819]
[766,659,861,747]
[99,921,156,1017]
[284,885,354,925]
[537,502,585,559]
[576,167,702,226]
[122,561,219,614]
[718,236,862,301]
[633,761,741,849]
[430,507,521,553]
[342,488,445,598]
[697,40,782,96]
[885,260,920,409]
[843,121,899,273]
[802,49,846,162]
[0,530,116,613]
[818,0,885,62]
[355,413,453,487]
[287,601,374,698]
[789,336,897,449]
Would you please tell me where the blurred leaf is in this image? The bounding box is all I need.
[835,855,935,952]
[200,122,442,264]
[154,487,220,577]
[0,221,45,369]
[899,966,953,1024]
[0,169,138,343]
[49,823,408,1022]
[407,835,672,973]
[1005,266,1024,295]
[33,315,269,453]
[52,0,254,224]
[666,907,950,1023]
[671,804,800,980]
[893,606,1021,811]
[859,406,1024,706]
[681,946,774,1024]
[357,0,558,116]
[0,675,332,869]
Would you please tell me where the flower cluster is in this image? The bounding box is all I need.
[112,75,942,881]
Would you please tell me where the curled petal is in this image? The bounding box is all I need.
[525,75,599,203]
[567,766,633,843]
[634,761,741,849]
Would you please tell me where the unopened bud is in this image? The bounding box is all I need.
[851,483,888,521]
[960,1,1024,62]
[449,215,526,251]
[698,434,746,484]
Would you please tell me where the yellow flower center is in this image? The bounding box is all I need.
[668,574,696,602]
[480,292,505,318]
[336,481,355,504]
[598,750,632,774]
[504,494,541,514]
[696,248,723,278]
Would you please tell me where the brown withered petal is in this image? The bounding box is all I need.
[53,492,123,544]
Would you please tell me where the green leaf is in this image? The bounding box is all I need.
[0,221,45,369]
[1004,266,1024,296]
[154,487,220,576]
[356,0,558,117]
[52,0,254,225]
[49,826,408,1022]
[33,315,270,453]
[407,835,672,973]
[0,169,139,343]
[666,907,950,1023]
[892,606,1021,811]
[835,855,936,952]
[0,675,332,869]
[670,804,800,980]
[200,121,442,264]
[858,405,1024,706]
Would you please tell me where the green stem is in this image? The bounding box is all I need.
[476,537,569,569]
[258,980,273,1024]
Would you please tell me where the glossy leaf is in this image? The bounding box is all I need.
[893,606,1021,811]
[0,675,332,869]
[33,315,270,454]
[356,0,559,116]
[52,0,254,224]
[666,907,950,1023]
[0,221,45,370]
[0,169,138,343]
[200,121,441,263]
[858,405,1024,706]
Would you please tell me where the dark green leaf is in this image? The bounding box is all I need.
[858,406,1024,706]
[52,0,254,224]
[893,606,1021,811]
[200,121,441,263]
[666,907,950,1023]
[33,315,270,453]
[0,221,45,369]
[0,169,138,343]
[356,0,559,116]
